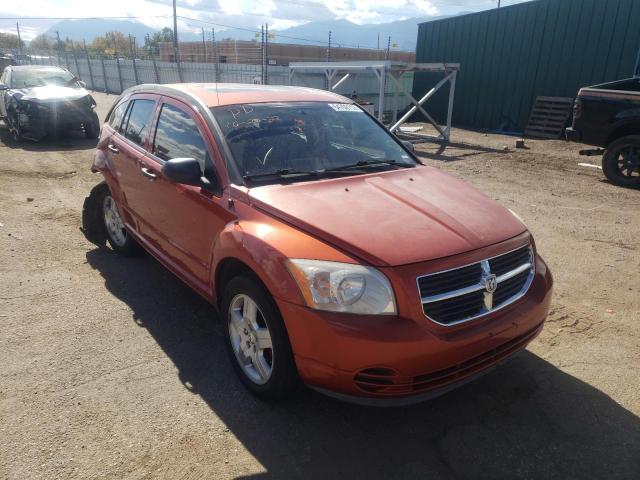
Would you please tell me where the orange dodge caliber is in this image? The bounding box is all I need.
[83,83,553,405]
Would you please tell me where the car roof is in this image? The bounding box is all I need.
[9,65,66,71]
[127,83,352,108]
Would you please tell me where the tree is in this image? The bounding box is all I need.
[29,33,52,50]
[143,27,174,55]
[90,31,130,57]
[0,32,24,50]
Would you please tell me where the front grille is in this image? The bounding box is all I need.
[417,245,535,326]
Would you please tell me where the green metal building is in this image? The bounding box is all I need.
[413,0,640,133]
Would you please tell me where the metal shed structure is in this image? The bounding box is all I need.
[290,61,459,141]
[413,0,640,133]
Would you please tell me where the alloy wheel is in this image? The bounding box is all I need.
[228,294,274,385]
[102,195,127,247]
[616,146,640,179]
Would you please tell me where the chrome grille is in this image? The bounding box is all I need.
[417,245,535,326]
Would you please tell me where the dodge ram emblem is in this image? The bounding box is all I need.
[484,274,498,294]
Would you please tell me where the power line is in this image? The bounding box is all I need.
[0,15,170,20]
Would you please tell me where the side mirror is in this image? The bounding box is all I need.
[401,140,415,153]
[162,157,221,194]
[78,80,87,88]
[0,82,8,90]
[162,158,203,186]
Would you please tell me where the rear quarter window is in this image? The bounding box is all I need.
[107,100,129,132]
[122,99,156,147]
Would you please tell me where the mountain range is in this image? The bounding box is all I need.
[37,14,465,52]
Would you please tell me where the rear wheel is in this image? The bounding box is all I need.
[222,275,299,400]
[87,183,139,255]
[602,135,640,188]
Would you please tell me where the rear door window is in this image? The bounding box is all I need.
[122,99,155,147]
[152,103,207,165]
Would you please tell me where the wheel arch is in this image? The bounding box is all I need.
[215,257,260,306]
[607,122,640,146]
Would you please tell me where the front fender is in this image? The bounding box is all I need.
[211,220,305,305]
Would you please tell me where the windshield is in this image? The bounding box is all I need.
[11,68,78,88]
[212,102,417,185]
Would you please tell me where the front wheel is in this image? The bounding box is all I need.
[84,112,100,139]
[222,275,299,400]
[7,111,22,143]
[602,135,640,188]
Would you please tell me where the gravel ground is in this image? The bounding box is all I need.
[1,92,638,479]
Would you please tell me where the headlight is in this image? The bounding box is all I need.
[286,259,396,315]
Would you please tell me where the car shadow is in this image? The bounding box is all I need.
[85,248,640,479]
[0,123,97,151]
[415,140,509,162]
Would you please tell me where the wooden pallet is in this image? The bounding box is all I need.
[524,96,574,139]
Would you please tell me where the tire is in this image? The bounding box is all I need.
[84,112,100,139]
[92,183,140,256]
[82,182,108,247]
[7,111,21,143]
[602,135,640,188]
[221,275,299,400]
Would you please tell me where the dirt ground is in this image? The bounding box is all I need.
[1,92,638,480]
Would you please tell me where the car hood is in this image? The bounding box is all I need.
[248,166,527,267]
[16,85,90,102]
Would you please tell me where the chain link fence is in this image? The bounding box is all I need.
[18,48,413,117]
[21,49,288,94]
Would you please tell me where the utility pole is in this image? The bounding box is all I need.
[498,0,501,7]
[327,31,332,62]
[386,36,391,60]
[16,22,22,54]
[172,0,179,63]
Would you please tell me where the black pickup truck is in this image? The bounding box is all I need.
[566,77,640,187]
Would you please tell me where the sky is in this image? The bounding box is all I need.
[1,0,531,40]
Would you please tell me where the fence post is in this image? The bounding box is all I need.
[211,28,220,83]
[176,58,184,83]
[261,25,264,84]
[73,51,80,78]
[115,54,123,93]
[101,56,108,93]
[150,49,160,83]
[129,35,139,85]
[265,24,269,85]
[83,41,95,90]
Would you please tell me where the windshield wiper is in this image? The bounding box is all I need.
[242,168,322,181]
[322,159,414,173]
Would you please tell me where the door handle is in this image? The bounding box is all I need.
[107,144,119,154]
[141,167,157,180]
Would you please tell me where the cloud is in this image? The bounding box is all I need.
[2,0,526,41]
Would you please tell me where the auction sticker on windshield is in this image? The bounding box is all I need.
[328,103,362,112]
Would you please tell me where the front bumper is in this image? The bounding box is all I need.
[16,102,95,140]
[277,254,553,403]
[565,127,581,142]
